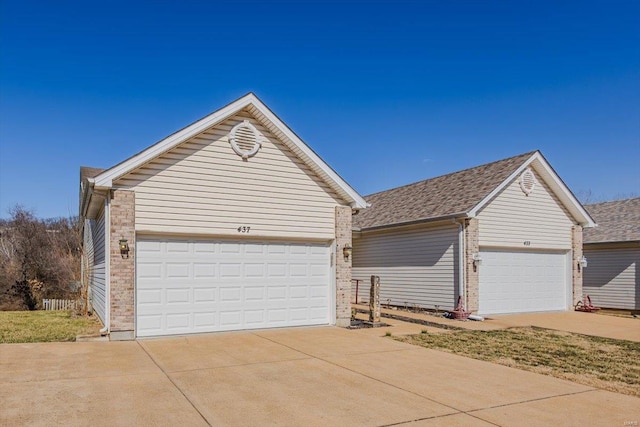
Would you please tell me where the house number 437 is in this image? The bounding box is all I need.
[237,226,251,233]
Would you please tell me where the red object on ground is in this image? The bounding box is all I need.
[449,296,471,320]
[575,295,600,312]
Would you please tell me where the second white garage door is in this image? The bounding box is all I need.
[479,249,569,315]
[136,238,331,337]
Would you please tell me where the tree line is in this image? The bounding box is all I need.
[0,206,83,311]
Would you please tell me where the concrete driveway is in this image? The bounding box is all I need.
[2,327,639,426]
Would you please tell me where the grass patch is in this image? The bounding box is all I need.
[0,310,102,343]
[395,327,640,397]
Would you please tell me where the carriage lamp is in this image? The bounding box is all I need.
[119,238,130,258]
[472,253,483,266]
[578,255,588,270]
[342,243,353,261]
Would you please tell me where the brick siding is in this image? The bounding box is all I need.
[571,225,583,306]
[109,190,135,339]
[464,218,480,312]
[335,206,352,327]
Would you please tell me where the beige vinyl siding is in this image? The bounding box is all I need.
[477,168,575,249]
[114,110,345,240]
[583,246,639,310]
[85,207,106,324]
[352,223,459,310]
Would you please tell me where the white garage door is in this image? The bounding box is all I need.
[479,250,568,315]
[136,238,331,337]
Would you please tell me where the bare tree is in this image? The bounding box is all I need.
[0,206,82,310]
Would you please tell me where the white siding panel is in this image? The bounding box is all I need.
[86,207,106,324]
[583,247,639,310]
[352,224,459,310]
[478,169,575,250]
[115,111,344,240]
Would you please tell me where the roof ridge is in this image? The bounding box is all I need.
[365,150,538,198]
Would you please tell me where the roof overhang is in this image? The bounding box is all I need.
[467,151,596,228]
[584,240,640,248]
[92,93,367,209]
[359,212,469,233]
[80,178,107,220]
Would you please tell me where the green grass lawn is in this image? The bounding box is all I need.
[0,310,103,343]
[395,327,640,397]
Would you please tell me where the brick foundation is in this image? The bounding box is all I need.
[335,206,352,327]
[109,190,135,340]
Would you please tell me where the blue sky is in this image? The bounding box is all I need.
[1,0,638,219]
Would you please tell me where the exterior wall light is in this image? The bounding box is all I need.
[472,253,483,266]
[578,255,588,269]
[119,238,130,258]
[342,243,352,261]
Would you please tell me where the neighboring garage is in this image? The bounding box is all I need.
[353,151,594,315]
[478,250,569,314]
[80,93,366,340]
[583,198,640,310]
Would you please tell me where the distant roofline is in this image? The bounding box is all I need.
[363,150,538,198]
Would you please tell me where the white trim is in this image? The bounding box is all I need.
[468,152,596,227]
[93,93,367,208]
[103,195,111,334]
[331,240,337,325]
[565,251,573,311]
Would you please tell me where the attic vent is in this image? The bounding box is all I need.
[519,168,536,196]
[229,120,262,159]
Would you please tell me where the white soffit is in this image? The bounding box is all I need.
[93,93,367,209]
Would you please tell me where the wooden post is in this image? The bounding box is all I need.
[369,275,381,323]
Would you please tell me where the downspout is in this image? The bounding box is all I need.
[458,221,466,309]
[100,194,111,335]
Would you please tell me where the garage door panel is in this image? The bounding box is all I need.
[136,239,331,337]
[479,250,567,315]
[193,312,216,328]
[166,288,190,304]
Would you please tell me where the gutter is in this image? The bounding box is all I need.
[359,211,470,233]
[583,239,640,247]
[80,178,95,218]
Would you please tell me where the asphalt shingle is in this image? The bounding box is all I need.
[353,151,536,230]
[584,198,640,243]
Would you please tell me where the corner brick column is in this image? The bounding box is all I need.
[464,218,480,313]
[571,225,583,306]
[335,206,352,327]
[110,190,136,340]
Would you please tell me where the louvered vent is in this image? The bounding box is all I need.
[519,168,536,195]
[229,120,262,159]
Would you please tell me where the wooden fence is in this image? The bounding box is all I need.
[42,299,83,311]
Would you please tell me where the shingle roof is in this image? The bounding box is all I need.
[353,151,537,230]
[584,198,640,243]
[80,166,105,183]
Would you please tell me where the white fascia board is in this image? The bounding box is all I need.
[467,154,537,218]
[93,95,256,188]
[529,153,596,227]
[92,93,367,209]
[249,99,367,209]
[468,151,596,227]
